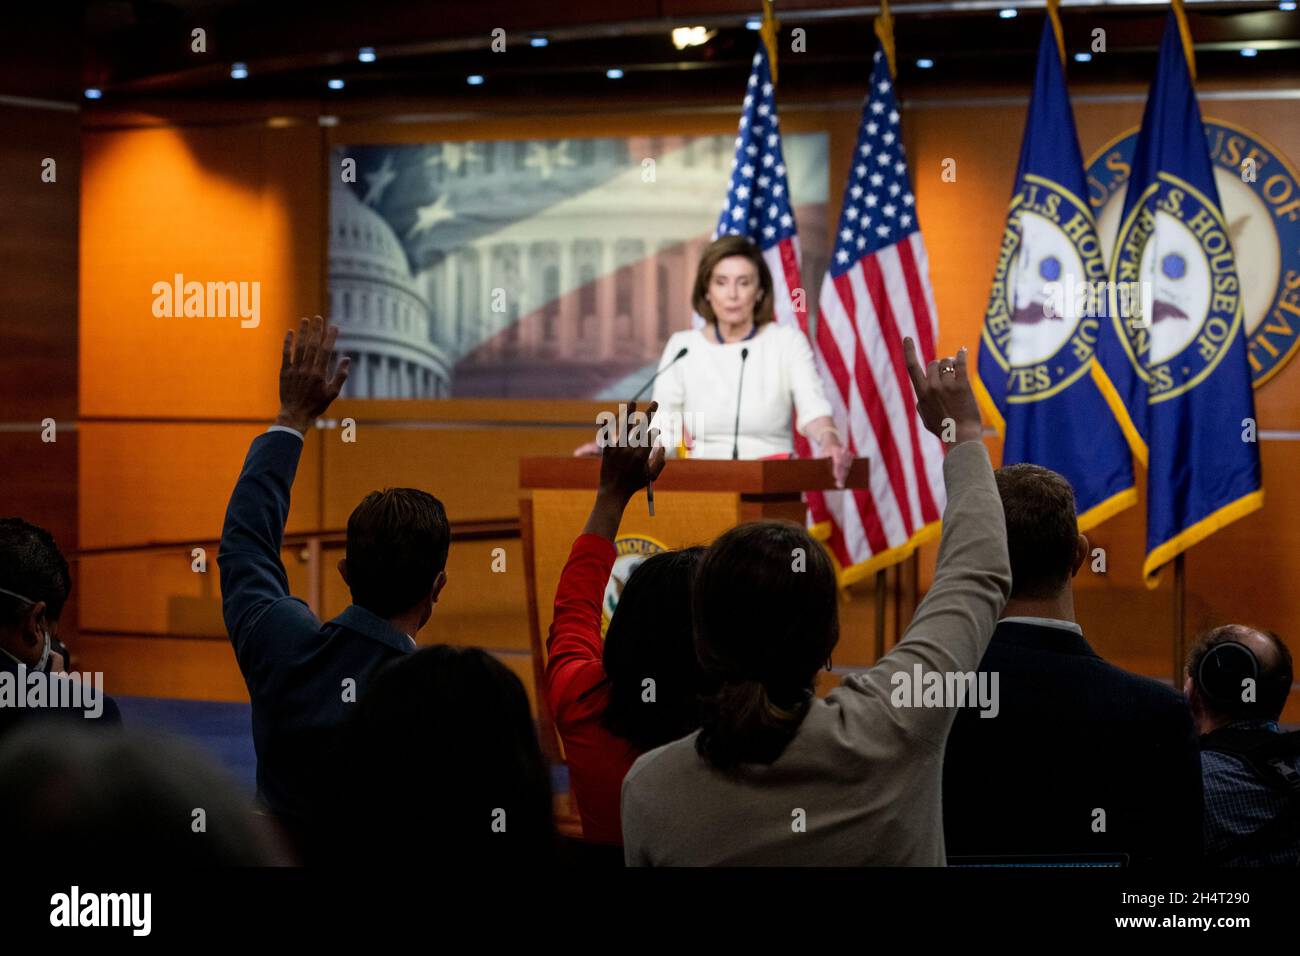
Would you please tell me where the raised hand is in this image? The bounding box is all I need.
[276,316,351,433]
[583,400,667,541]
[903,337,982,448]
[597,400,668,502]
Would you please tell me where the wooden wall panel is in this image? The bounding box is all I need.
[78,423,323,550]
[319,425,595,525]
[0,102,80,638]
[0,104,79,423]
[79,123,324,420]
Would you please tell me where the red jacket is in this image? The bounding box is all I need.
[544,534,642,844]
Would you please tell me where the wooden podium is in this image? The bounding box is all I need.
[518,456,868,763]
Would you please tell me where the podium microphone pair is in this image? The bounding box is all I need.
[629,346,688,517]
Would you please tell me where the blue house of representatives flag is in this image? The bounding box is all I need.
[1092,11,1263,585]
[975,16,1136,532]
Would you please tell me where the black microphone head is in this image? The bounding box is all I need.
[741,347,749,360]
[675,347,688,360]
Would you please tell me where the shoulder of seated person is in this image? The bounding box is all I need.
[623,734,695,782]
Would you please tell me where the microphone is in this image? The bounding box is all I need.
[631,347,689,401]
[731,347,749,460]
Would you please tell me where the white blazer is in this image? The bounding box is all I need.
[650,323,833,459]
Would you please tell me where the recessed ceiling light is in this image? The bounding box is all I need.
[1240,47,1259,58]
[231,62,249,79]
[606,68,625,79]
[745,18,762,31]
[358,47,376,63]
[1280,1,1296,10]
[1074,52,1092,63]
[467,74,485,86]
[672,26,716,49]
[84,87,102,99]
[917,58,935,69]
[999,8,1018,19]
[530,36,549,48]
[327,78,345,90]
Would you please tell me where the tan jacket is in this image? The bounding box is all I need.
[621,440,1012,866]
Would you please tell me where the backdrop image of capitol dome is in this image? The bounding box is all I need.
[329,135,828,398]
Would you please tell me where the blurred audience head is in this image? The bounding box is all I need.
[0,517,71,669]
[994,464,1088,602]
[0,725,289,864]
[335,644,555,865]
[693,234,774,328]
[340,488,450,627]
[1185,624,1293,730]
[692,521,838,770]
[600,546,707,752]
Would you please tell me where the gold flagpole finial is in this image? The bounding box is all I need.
[1171,0,1198,82]
[1047,0,1066,65]
[761,0,781,85]
[874,0,897,79]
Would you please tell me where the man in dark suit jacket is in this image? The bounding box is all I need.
[942,463,1202,866]
[0,517,122,739]
[219,317,450,844]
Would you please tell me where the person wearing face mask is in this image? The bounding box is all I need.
[0,517,121,740]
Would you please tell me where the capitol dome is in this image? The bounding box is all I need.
[328,181,453,397]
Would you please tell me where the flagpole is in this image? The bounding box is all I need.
[760,0,780,85]
[874,570,886,660]
[1172,553,1186,685]
[875,0,896,80]
[1171,0,1198,82]
[870,0,895,663]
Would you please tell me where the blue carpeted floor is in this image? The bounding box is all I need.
[112,696,569,796]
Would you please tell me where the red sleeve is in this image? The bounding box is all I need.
[545,534,616,725]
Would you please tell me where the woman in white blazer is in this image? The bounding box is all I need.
[650,236,848,482]
[576,236,850,487]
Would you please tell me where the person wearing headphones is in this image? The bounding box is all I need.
[1186,626,1300,866]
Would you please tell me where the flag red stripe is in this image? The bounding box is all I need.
[834,271,917,541]
[896,236,935,361]
[860,253,941,527]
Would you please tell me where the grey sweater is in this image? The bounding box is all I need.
[620,440,1012,866]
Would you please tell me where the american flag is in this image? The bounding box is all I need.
[713,43,803,329]
[812,45,946,581]
[713,42,833,524]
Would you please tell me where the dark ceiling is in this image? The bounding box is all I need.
[2,1,1297,110]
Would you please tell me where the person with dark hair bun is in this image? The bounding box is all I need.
[622,340,1012,865]
[545,400,708,846]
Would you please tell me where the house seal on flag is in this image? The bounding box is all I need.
[600,534,667,635]
[984,174,1109,401]
[1088,120,1300,389]
[1109,171,1243,402]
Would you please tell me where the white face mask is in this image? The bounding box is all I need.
[0,585,53,672]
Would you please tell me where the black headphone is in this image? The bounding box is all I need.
[1195,640,1261,710]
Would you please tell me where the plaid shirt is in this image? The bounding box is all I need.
[1201,720,1300,866]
